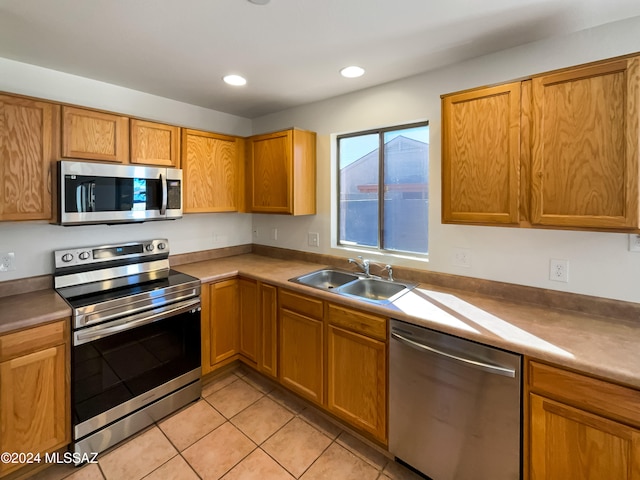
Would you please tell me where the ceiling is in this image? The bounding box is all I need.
[1,0,640,118]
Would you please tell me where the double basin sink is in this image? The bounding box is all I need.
[289,268,416,305]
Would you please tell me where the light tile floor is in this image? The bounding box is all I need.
[30,366,423,480]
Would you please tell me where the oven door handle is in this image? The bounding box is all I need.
[74,297,200,346]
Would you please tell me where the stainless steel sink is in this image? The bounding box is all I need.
[336,277,413,303]
[289,269,360,290]
[289,268,415,304]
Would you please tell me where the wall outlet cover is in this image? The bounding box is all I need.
[452,248,471,268]
[0,252,15,272]
[549,258,569,283]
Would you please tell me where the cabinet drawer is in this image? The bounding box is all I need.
[280,289,323,320]
[328,304,387,341]
[0,320,68,362]
[529,361,640,428]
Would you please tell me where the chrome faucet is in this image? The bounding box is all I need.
[383,264,394,281]
[348,256,370,276]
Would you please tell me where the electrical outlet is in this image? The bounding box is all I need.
[270,228,278,241]
[308,232,319,247]
[549,259,569,283]
[629,234,640,252]
[252,228,259,240]
[0,252,15,272]
[452,248,471,268]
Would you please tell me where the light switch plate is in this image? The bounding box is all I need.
[308,232,319,247]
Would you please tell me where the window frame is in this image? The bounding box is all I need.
[336,120,429,256]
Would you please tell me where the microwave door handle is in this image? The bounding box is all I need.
[160,173,167,215]
[76,184,85,212]
[89,182,95,212]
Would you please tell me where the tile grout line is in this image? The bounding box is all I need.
[153,421,203,480]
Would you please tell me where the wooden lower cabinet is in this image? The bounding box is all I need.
[279,290,323,404]
[527,360,640,480]
[258,283,278,378]
[202,279,239,374]
[327,304,387,444]
[530,394,640,480]
[238,278,258,363]
[0,320,70,477]
[279,309,323,404]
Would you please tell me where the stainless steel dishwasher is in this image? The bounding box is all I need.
[389,319,522,480]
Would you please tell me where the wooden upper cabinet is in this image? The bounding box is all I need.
[249,128,316,215]
[0,94,59,221]
[182,129,240,213]
[62,106,129,163]
[442,82,521,225]
[531,58,640,229]
[130,119,180,167]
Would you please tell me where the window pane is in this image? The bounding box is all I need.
[383,125,429,254]
[339,134,379,247]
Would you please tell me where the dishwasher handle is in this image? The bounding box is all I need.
[391,331,516,378]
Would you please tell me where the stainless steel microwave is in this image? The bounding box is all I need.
[57,160,182,225]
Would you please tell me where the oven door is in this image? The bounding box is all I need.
[72,297,201,441]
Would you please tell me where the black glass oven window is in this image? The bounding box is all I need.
[72,308,200,424]
[64,175,162,213]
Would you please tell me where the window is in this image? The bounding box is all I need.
[338,122,429,255]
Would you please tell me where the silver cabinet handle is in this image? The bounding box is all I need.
[391,331,516,378]
[75,298,200,346]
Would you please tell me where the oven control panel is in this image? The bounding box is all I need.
[54,239,169,269]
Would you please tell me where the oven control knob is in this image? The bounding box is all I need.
[79,251,90,260]
[61,253,74,263]
[145,244,155,252]
[157,242,166,251]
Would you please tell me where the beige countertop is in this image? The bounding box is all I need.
[0,289,72,335]
[0,253,637,392]
[175,254,640,391]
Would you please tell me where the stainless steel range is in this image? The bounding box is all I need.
[54,239,201,456]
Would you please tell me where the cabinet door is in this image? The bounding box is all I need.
[442,83,521,224]
[238,278,258,363]
[280,309,323,404]
[0,345,68,476]
[182,129,238,212]
[327,325,387,443]
[258,283,278,379]
[208,279,239,367]
[62,106,129,162]
[531,58,640,229]
[130,119,180,167]
[530,393,640,480]
[250,130,292,213]
[0,95,58,221]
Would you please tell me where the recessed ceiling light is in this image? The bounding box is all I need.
[340,66,365,78]
[223,74,247,86]
[248,0,270,4]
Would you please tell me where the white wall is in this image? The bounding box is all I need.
[251,16,640,304]
[0,58,252,135]
[0,58,254,281]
